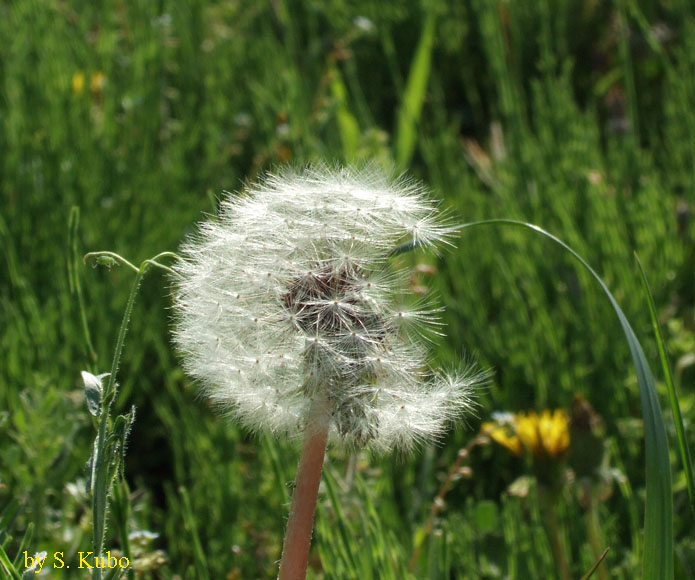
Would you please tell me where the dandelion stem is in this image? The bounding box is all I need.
[278,400,331,580]
[539,487,571,580]
[585,495,610,580]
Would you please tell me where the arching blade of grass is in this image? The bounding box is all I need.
[635,254,695,520]
[460,220,673,580]
[394,10,436,170]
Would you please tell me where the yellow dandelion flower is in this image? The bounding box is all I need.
[484,409,570,460]
[482,420,523,455]
[516,410,570,460]
[72,71,85,96]
[90,72,106,96]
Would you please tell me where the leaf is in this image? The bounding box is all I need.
[329,65,361,161]
[395,10,436,170]
[0,544,21,580]
[112,406,136,479]
[0,499,20,542]
[95,255,119,268]
[81,371,108,417]
[12,523,34,570]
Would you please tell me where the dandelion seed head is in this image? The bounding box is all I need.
[172,164,483,451]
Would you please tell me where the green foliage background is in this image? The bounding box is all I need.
[1,0,693,578]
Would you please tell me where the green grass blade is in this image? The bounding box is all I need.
[11,522,33,569]
[635,253,695,520]
[0,544,21,580]
[460,219,673,580]
[394,10,436,170]
[329,65,361,161]
[262,434,290,504]
[68,206,98,367]
[0,500,20,543]
[179,486,210,580]
[579,547,610,580]
[322,467,359,572]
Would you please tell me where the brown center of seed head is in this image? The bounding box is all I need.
[282,262,385,445]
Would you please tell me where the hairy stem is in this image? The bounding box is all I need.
[92,271,143,580]
[278,401,331,580]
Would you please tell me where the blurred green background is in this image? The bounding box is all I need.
[1,0,693,578]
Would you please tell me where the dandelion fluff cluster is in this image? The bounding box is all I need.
[172,165,480,452]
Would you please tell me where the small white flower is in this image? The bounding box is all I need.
[23,551,47,576]
[172,165,481,451]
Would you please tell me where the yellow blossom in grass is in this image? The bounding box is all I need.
[72,71,85,95]
[484,409,570,460]
[90,72,106,96]
[482,414,522,455]
[516,410,570,460]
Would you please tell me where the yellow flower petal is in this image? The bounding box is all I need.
[483,422,523,456]
[90,72,106,95]
[72,71,85,96]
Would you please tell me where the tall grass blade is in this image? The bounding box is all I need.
[262,434,290,504]
[460,219,673,580]
[394,10,436,170]
[635,253,695,520]
[180,486,210,580]
[68,206,98,367]
[0,544,21,580]
[11,523,33,570]
[329,65,361,161]
[322,467,359,572]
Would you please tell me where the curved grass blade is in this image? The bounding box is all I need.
[635,253,695,520]
[460,219,673,580]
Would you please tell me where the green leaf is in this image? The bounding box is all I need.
[95,255,119,268]
[329,65,361,161]
[635,254,695,520]
[12,523,33,570]
[179,486,210,580]
[0,543,21,580]
[395,10,436,170]
[460,220,673,580]
[0,500,20,543]
[322,468,359,572]
[81,371,107,417]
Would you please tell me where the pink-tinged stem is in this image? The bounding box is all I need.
[277,406,330,580]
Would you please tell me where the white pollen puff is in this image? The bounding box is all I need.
[172,164,480,451]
